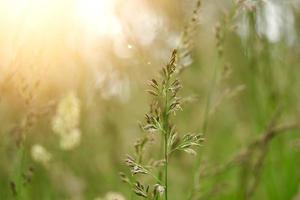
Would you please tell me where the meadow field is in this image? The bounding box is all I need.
[0,0,300,199]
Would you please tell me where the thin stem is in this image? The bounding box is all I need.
[164,132,168,200]
[163,74,170,200]
[133,162,162,184]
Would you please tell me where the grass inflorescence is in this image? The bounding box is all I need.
[121,50,204,200]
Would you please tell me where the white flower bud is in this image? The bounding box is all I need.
[31,144,51,165]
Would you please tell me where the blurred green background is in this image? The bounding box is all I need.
[0,0,300,199]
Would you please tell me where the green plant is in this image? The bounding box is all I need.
[121,50,204,200]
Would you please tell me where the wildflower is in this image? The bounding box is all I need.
[154,184,165,196]
[52,92,81,150]
[31,144,52,165]
[52,92,80,134]
[59,128,81,150]
[105,192,126,200]
[94,192,126,200]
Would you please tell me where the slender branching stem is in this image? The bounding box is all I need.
[162,66,170,200]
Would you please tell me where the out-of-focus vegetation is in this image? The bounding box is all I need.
[0,0,300,199]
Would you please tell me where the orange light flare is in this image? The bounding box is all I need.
[0,0,124,92]
[0,0,164,105]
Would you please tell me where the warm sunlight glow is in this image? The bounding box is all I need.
[75,0,122,37]
[0,0,123,38]
[0,0,160,89]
